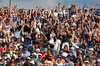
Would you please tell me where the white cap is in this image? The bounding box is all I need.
[85,60,89,63]
[5,26,9,28]
[38,53,42,56]
[89,48,94,51]
[47,61,52,64]
[36,49,40,52]
[63,52,68,57]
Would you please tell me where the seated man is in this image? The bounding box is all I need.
[21,48,30,58]
[55,51,66,60]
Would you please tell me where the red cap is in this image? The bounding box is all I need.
[40,51,44,54]
[82,38,85,39]
[17,38,21,41]
[47,50,51,53]
[6,48,9,50]
[77,29,80,31]
[35,44,38,47]
[75,63,80,66]
[0,48,2,51]
[98,35,100,37]
[14,6,15,8]
[39,42,42,45]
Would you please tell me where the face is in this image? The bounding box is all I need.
[85,62,89,66]
[66,58,69,62]
[47,63,51,66]
[38,55,42,58]
[57,58,61,63]
[11,59,15,63]
[7,59,10,62]
[98,44,100,48]
[37,20,40,23]
[64,45,68,49]
[24,50,27,53]
[0,40,2,43]
[2,56,5,59]
[31,53,34,56]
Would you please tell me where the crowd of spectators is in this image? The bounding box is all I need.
[0,3,100,66]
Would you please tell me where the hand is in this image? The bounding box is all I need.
[2,5,4,7]
[91,3,93,6]
[48,7,50,10]
[22,24,25,27]
[96,4,97,7]
[33,7,35,10]
[56,50,58,53]
[26,9,28,12]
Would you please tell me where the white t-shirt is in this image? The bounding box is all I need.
[54,39,61,50]
[54,12,58,17]
[34,22,41,29]
[49,38,54,45]
[56,62,63,66]
[35,28,40,34]
[50,33,55,39]
[83,64,90,66]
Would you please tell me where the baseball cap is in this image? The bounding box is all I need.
[34,59,39,63]
[47,50,51,53]
[0,48,2,51]
[18,54,21,57]
[69,51,73,53]
[6,48,10,51]
[47,61,52,64]
[24,48,27,51]
[35,44,38,48]
[40,51,44,54]
[31,51,34,53]
[89,48,94,51]
[85,60,89,63]
[36,17,40,20]
[59,51,63,54]
[36,49,40,52]
[92,38,95,40]
[38,53,42,56]
[7,57,10,60]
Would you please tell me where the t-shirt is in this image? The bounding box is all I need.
[54,39,61,50]
[63,61,74,66]
[54,12,58,17]
[56,62,63,66]
[14,31,20,39]
[21,51,30,57]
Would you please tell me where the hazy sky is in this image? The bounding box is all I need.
[0,0,100,9]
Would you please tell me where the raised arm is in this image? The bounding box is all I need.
[95,4,97,11]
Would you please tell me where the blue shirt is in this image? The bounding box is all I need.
[21,51,30,57]
[14,31,20,38]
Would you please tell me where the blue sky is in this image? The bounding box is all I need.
[0,0,100,9]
